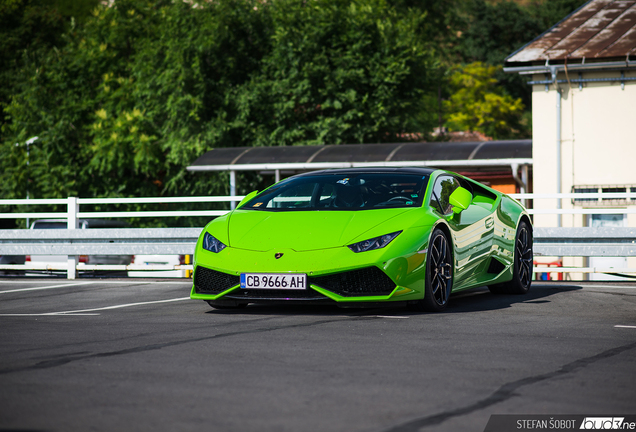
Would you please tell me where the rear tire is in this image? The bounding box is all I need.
[409,228,453,312]
[488,220,532,295]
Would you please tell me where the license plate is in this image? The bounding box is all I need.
[240,273,307,290]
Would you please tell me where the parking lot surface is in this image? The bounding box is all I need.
[0,278,635,432]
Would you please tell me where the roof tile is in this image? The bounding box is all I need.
[507,0,636,63]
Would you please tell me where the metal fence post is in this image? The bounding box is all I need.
[67,197,79,279]
[230,171,236,210]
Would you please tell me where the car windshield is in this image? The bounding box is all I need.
[242,172,429,211]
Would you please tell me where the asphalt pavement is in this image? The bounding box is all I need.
[0,278,634,432]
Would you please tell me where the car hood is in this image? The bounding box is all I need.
[226,208,414,252]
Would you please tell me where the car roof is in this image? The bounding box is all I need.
[292,167,438,177]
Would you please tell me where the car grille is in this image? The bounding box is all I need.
[308,266,396,297]
[194,266,240,294]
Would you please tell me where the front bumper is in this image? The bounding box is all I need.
[192,265,402,303]
[190,232,431,304]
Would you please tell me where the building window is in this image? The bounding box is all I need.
[572,185,635,206]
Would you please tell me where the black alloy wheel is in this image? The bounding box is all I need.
[489,220,533,295]
[409,228,453,312]
[516,223,533,289]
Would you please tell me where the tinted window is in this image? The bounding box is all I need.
[31,219,130,229]
[430,175,460,215]
[244,173,429,211]
[31,222,67,229]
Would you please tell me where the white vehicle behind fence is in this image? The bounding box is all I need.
[0,255,26,275]
[28,219,133,273]
[127,255,187,278]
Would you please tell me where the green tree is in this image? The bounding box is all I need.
[1,0,442,227]
[444,62,525,139]
[455,0,543,109]
[527,0,590,31]
[453,0,588,113]
[1,0,63,138]
[0,0,230,227]
[232,0,439,146]
[0,0,100,139]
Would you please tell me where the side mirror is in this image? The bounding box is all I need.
[449,187,472,214]
[237,190,259,209]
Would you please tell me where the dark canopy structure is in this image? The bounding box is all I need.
[188,140,531,170]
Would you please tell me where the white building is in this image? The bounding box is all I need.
[505,0,636,279]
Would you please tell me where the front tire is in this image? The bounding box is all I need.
[489,220,532,295]
[409,228,453,312]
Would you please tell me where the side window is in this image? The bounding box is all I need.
[429,175,460,215]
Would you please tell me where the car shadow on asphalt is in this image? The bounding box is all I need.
[205,283,583,317]
[441,283,583,314]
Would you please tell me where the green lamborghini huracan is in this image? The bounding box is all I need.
[191,168,532,311]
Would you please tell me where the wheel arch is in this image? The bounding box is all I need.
[518,214,532,232]
[515,213,533,266]
[431,221,454,262]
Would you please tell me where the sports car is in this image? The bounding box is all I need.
[191,168,532,311]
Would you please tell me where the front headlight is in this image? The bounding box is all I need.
[347,231,402,253]
[202,232,227,253]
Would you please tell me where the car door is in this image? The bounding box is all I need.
[429,175,493,288]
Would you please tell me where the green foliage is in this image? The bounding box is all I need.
[459,0,542,67]
[232,0,438,146]
[0,0,589,228]
[440,0,587,138]
[1,0,441,227]
[0,0,102,135]
[454,0,588,109]
[51,0,101,19]
[444,62,525,139]
[526,0,590,31]
[0,0,63,134]
[0,0,228,226]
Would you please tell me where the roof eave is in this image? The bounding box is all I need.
[504,58,636,74]
[186,159,534,172]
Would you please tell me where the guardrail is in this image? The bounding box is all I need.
[1,227,635,279]
[0,228,201,255]
[0,227,202,279]
[532,227,636,280]
[1,193,635,279]
[534,227,636,257]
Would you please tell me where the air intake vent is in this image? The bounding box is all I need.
[487,258,506,275]
[194,266,240,294]
[309,267,396,297]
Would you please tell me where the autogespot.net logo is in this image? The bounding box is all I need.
[483,415,636,431]
[580,417,635,429]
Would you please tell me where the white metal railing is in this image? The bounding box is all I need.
[2,226,635,280]
[509,192,636,215]
[3,263,193,272]
[1,192,635,221]
[1,192,635,280]
[0,196,246,220]
[511,192,636,199]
